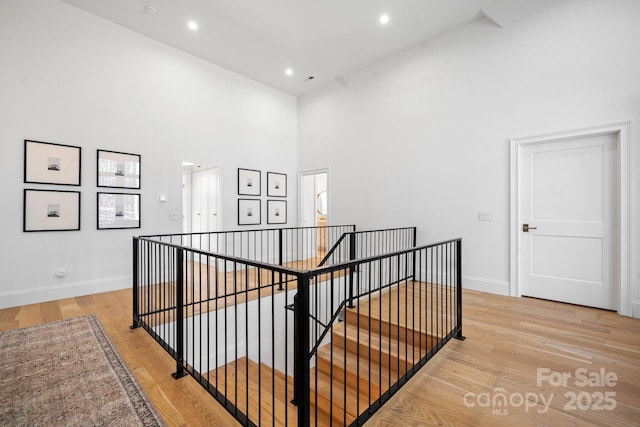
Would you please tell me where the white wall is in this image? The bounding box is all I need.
[0,0,297,308]
[297,0,640,315]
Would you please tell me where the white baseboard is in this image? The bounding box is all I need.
[462,275,510,296]
[0,276,130,310]
[631,300,640,318]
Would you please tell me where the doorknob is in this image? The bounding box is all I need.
[522,224,537,232]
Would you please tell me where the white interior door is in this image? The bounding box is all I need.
[518,134,618,310]
[190,167,219,251]
[301,174,316,228]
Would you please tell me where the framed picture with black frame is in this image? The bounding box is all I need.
[97,149,141,189]
[24,140,81,186]
[23,189,81,232]
[267,200,287,224]
[238,168,261,196]
[267,172,287,197]
[97,192,141,229]
[238,198,261,225]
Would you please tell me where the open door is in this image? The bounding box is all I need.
[300,170,328,259]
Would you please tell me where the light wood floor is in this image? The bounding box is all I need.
[1,288,639,426]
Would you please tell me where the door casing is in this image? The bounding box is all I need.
[510,122,630,316]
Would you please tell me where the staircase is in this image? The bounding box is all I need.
[206,282,440,426]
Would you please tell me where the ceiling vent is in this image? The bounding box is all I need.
[144,4,158,14]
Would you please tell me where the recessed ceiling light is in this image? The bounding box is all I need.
[188,21,198,31]
[285,68,293,76]
[379,14,390,25]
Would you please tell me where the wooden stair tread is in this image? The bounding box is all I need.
[328,323,413,375]
[332,312,437,360]
[309,367,374,426]
[350,281,455,334]
[208,358,362,426]
[207,358,296,427]
[202,280,444,426]
[316,344,389,395]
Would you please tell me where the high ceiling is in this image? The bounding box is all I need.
[60,0,566,96]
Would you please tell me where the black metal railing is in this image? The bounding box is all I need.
[132,227,462,427]
[318,227,416,267]
[302,238,463,426]
[143,225,356,271]
[133,235,304,426]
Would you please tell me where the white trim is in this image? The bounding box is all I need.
[298,168,330,227]
[0,276,131,310]
[510,122,631,316]
[463,275,510,295]
[632,300,640,318]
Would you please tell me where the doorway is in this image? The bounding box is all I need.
[300,170,328,257]
[510,123,630,315]
[182,163,219,249]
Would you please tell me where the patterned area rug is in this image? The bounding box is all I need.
[0,314,165,426]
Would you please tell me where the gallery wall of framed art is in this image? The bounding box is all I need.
[237,168,288,226]
[22,139,142,233]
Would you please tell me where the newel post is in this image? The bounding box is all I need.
[130,237,140,329]
[455,239,466,341]
[293,273,311,427]
[172,247,188,378]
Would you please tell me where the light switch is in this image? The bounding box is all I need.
[478,211,493,221]
[158,193,168,202]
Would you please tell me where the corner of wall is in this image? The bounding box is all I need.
[463,275,510,296]
[632,300,640,319]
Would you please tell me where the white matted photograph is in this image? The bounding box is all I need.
[24,140,81,186]
[267,200,287,224]
[267,172,287,197]
[97,150,141,189]
[97,192,140,229]
[238,198,261,225]
[23,189,80,232]
[238,168,261,196]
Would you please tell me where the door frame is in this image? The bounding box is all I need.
[509,122,630,316]
[299,168,330,228]
[183,164,220,234]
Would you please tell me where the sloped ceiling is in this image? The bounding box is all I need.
[60,0,567,96]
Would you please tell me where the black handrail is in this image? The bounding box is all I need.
[140,224,357,239]
[316,232,349,267]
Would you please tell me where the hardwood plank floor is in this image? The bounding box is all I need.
[1,288,639,426]
[367,290,640,427]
